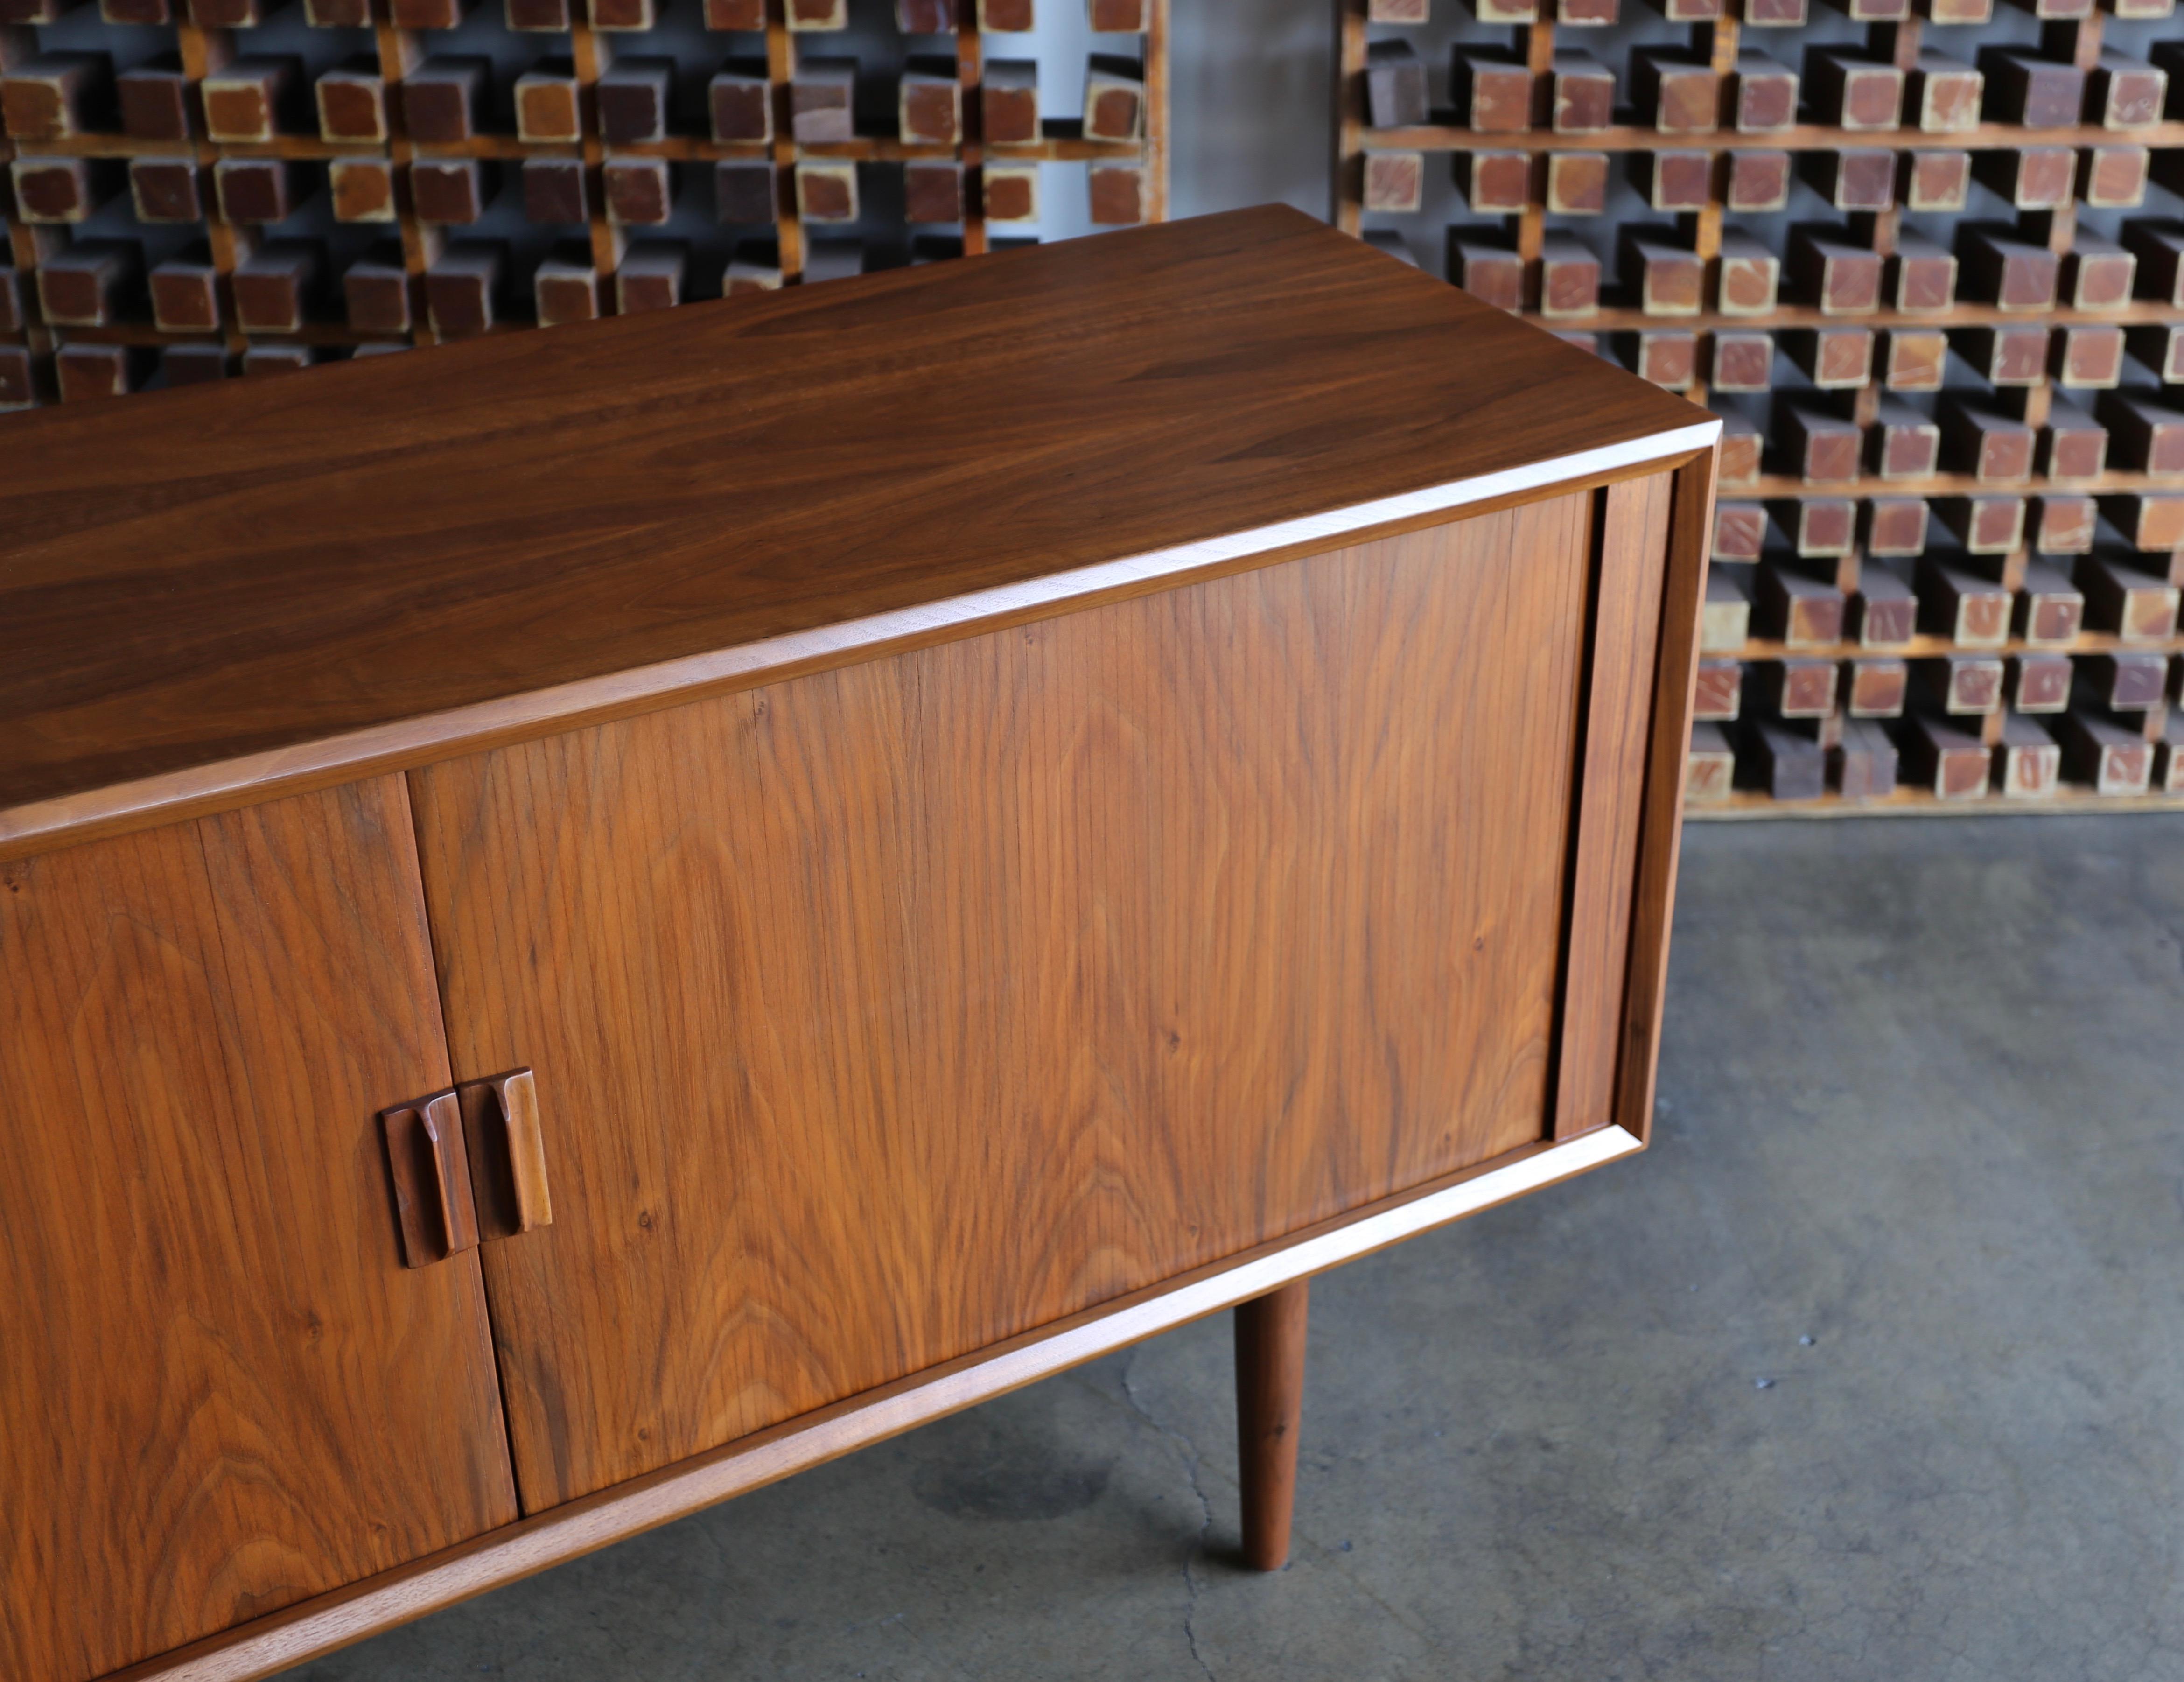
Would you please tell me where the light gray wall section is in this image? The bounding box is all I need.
[1001,0,1330,245]
[1167,0,1333,223]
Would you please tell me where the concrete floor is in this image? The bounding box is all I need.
[296,815,2184,1682]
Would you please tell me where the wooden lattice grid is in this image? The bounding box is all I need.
[1336,0,2184,815]
[0,0,1167,399]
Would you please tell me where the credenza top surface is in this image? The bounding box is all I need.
[0,205,1700,846]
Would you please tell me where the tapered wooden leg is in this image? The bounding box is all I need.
[1233,1278,1309,1571]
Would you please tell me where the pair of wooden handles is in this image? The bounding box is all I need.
[380,1070,552,1269]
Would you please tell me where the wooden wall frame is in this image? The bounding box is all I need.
[0,0,1168,401]
[1332,0,2184,817]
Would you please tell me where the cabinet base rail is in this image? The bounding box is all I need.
[106,1123,1642,1682]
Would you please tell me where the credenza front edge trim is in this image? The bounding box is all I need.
[100,1122,1645,1682]
[0,423,1718,868]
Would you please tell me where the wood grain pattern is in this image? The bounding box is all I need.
[409,497,1598,1510]
[1553,471,1675,1139]
[0,208,1700,851]
[0,778,518,1682]
[100,1126,1643,1682]
[0,442,1709,870]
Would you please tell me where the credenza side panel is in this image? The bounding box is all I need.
[411,493,1597,1511]
[1553,470,1676,1140]
[0,778,519,1682]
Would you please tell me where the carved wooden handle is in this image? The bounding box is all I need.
[459,1068,553,1240]
[379,1089,480,1269]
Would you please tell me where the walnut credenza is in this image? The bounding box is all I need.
[0,206,1717,1682]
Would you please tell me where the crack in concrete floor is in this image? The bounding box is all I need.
[1120,1347,1219,1682]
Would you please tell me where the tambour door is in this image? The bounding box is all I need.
[409,477,1677,1513]
[0,778,520,1682]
